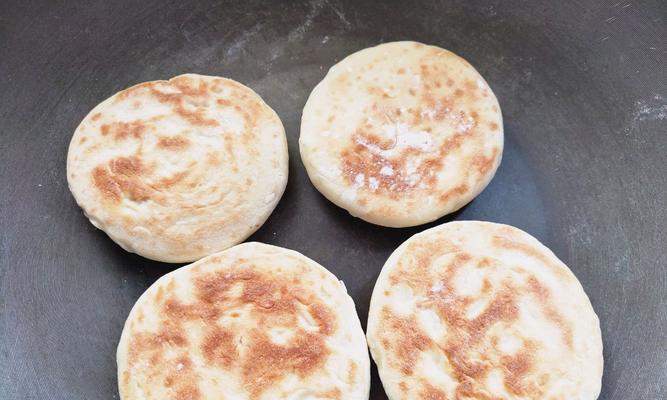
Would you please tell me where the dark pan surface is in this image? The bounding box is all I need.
[1,1,665,398]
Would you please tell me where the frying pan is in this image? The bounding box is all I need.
[1,0,665,398]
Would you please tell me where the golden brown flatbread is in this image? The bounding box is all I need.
[117,242,370,399]
[67,74,288,262]
[300,42,503,227]
[367,221,603,399]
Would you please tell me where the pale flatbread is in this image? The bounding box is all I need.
[67,74,288,262]
[300,42,503,227]
[117,242,370,400]
[367,221,603,399]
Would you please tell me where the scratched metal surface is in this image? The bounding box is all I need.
[1,0,665,399]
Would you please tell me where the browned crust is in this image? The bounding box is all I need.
[123,262,339,399]
[420,383,448,400]
[327,46,501,205]
[91,156,157,204]
[86,75,270,208]
[100,120,147,141]
[376,231,576,399]
[157,136,190,150]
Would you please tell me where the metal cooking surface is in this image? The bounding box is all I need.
[1,1,665,399]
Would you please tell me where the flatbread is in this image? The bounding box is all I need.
[117,242,370,400]
[300,41,503,227]
[367,221,603,399]
[67,74,288,262]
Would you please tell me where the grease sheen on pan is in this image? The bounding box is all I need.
[367,221,603,400]
[117,242,370,400]
[67,74,288,262]
[300,41,503,227]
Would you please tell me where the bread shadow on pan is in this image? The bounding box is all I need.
[94,227,185,285]
[313,188,469,254]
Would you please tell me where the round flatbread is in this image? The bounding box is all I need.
[117,242,370,399]
[300,41,503,227]
[367,221,603,399]
[67,74,288,262]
